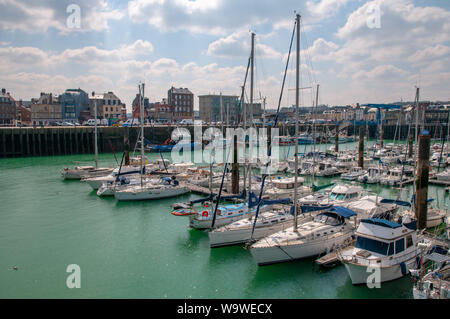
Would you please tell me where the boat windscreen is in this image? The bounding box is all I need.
[356,236,389,256]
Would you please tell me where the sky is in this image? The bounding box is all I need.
[0,0,449,112]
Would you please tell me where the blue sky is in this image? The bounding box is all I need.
[1,0,449,112]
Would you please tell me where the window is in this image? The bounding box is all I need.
[388,243,394,256]
[395,238,405,254]
[406,235,413,248]
[356,236,390,255]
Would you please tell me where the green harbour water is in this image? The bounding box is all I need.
[1,141,448,299]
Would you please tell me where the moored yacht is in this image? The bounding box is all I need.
[338,217,420,284]
[341,167,366,181]
[114,177,189,201]
[249,206,357,265]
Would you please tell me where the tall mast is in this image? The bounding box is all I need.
[294,14,300,230]
[94,93,98,169]
[312,83,319,185]
[415,87,420,150]
[140,83,145,187]
[248,32,255,206]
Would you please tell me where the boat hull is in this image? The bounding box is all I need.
[114,187,189,201]
[250,232,353,266]
[343,256,417,285]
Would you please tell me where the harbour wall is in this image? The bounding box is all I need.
[0,124,441,158]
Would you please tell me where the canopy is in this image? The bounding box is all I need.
[361,218,401,229]
[330,206,357,218]
[379,199,411,207]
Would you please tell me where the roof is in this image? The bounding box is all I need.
[330,206,357,218]
[169,87,193,95]
[360,218,402,229]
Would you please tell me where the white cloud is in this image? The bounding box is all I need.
[206,31,282,59]
[128,0,348,35]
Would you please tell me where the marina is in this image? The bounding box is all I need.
[0,139,449,299]
[1,2,450,304]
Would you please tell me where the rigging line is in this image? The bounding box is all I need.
[250,18,297,239]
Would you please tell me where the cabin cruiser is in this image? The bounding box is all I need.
[315,160,340,177]
[263,176,312,200]
[249,207,357,265]
[335,155,356,171]
[341,167,367,181]
[379,167,408,186]
[114,176,189,201]
[338,217,420,284]
[297,184,363,210]
[358,166,386,184]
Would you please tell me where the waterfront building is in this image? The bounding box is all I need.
[0,88,16,126]
[60,89,90,124]
[16,101,32,126]
[198,94,239,123]
[168,87,194,121]
[132,93,150,119]
[89,91,124,122]
[31,93,62,126]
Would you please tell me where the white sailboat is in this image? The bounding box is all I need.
[61,94,113,180]
[249,15,358,266]
[113,83,189,201]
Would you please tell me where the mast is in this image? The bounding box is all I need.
[248,32,255,206]
[312,84,319,185]
[415,87,420,150]
[294,14,300,231]
[94,92,98,169]
[140,83,145,188]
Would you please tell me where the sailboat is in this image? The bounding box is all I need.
[61,95,113,179]
[113,83,189,201]
[249,15,357,266]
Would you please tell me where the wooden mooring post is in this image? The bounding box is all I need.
[415,130,430,230]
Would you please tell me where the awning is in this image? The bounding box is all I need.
[330,206,357,218]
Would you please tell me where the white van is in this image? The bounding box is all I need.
[86,119,101,126]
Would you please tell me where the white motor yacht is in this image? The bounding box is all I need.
[338,217,420,284]
[341,167,367,181]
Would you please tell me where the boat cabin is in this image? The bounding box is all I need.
[354,218,417,259]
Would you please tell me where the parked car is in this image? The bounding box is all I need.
[179,119,193,125]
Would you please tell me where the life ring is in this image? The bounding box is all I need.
[202,211,209,217]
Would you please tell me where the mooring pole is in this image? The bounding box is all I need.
[358,126,364,169]
[408,136,413,159]
[232,134,239,194]
[124,126,130,166]
[335,124,339,152]
[415,130,430,230]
